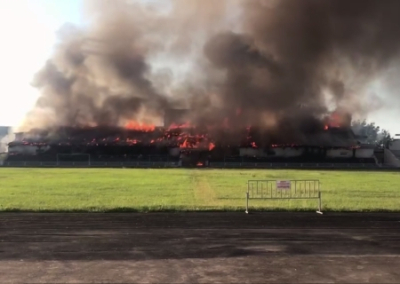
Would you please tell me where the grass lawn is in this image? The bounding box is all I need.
[0,168,400,212]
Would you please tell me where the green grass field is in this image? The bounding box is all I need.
[0,168,399,212]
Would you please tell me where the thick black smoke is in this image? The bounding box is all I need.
[22,0,400,143]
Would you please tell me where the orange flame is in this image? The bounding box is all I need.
[326,111,350,128]
[209,142,215,151]
[180,139,189,148]
[196,162,204,166]
[125,121,155,132]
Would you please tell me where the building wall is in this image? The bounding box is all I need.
[326,149,353,158]
[384,148,400,168]
[355,148,374,158]
[389,140,400,151]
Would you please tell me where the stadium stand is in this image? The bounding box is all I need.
[3,152,381,169]
[1,125,393,169]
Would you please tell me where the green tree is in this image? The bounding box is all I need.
[351,120,392,145]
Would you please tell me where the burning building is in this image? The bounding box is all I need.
[6,110,375,166]
[9,0,399,166]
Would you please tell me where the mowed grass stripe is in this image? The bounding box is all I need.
[190,170,218,208]
[0,168,399,212]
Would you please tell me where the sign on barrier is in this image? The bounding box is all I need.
[245,180,323,214]
[276,180,291,190]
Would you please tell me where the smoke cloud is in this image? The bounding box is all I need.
[0,128,15,153]
[22,0,400,142]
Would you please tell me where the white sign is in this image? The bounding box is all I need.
[276,180,291,190]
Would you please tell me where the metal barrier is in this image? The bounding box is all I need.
[245,180,323,214]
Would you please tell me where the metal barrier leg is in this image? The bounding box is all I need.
[245,192,249,214]
[316,191,323,214]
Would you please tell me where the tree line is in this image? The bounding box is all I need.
[351,120,393,146]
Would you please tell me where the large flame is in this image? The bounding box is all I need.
[325,111,351,129]
[15,111,356,150]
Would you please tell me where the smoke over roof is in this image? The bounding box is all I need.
[21,0,400,142]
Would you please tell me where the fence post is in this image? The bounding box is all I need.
[245,191,249,214]
[317,191,323,214]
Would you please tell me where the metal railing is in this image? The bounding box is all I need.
[245,180,323,214]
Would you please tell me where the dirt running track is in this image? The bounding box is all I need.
[1,212,400,283]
